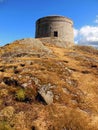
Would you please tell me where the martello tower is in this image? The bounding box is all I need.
[35,15,74,43]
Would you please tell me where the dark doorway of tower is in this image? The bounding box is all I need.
[54,31,58,37]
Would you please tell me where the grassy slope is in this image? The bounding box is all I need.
[0,40,98,130]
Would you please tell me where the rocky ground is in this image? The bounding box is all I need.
[0,38,98,130]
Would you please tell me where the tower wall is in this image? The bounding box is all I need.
[35,16,74,43]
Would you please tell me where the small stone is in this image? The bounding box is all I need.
[38,84,54,105]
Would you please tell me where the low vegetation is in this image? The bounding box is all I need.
[0,38,98,130]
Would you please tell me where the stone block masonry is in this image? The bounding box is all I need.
[35,15,74,45]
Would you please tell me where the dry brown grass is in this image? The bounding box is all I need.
[0,39,98,130]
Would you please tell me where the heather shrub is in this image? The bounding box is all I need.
[0,121,13,130]
[15,89,25,101]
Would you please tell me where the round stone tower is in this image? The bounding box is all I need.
[35,15,74,43]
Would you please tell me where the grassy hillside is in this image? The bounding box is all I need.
[0,38,98,130]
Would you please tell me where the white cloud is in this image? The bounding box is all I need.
[95,20,98,24]
[74,15,98,48]
[79,26,98,42]
[94,15,98,24]
[74,28,78,38]
[74,25,98,48]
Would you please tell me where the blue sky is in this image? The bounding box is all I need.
[0,0,98,47]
